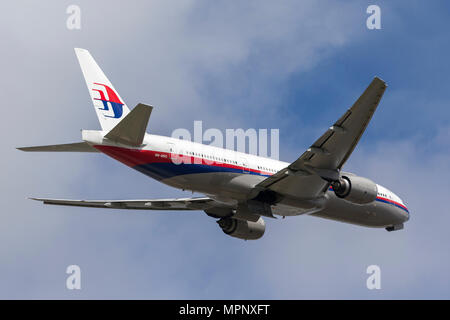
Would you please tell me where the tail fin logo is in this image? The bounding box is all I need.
[92,83,124,119]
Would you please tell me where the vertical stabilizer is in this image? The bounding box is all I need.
[74,48,130,131]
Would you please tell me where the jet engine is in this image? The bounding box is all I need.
[331,175,378,204]
[217,217,265,240]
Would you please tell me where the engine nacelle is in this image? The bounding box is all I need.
[217,217,265,240]
[331,175,378,205]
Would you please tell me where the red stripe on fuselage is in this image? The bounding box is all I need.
[328,186,408,212]
[93,145,272,176]
[376,196,409,212]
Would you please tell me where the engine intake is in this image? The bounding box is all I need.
[331,175,378,204]
[217,217,265,240]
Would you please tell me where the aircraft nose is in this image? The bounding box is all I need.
[400,199,410,221]
[391,193,409,222]
[403,211,410,222]
[392,200,409,224]
[400,202,410,222]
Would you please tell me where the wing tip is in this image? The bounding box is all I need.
[74,47,88,54]
[136,103,154,110]
[373,76,387,87]
[17,146,40,152]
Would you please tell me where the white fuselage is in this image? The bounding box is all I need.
[82,130,410,229]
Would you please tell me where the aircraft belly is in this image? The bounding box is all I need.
[96,145,406,228]
[161,172,266,200]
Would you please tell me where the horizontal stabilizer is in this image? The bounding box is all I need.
[17,142,99,152]
[104,103,153,147]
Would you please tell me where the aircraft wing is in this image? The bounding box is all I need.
[31,196,218,211]
[256,77,387,200]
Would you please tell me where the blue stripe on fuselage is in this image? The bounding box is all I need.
[375,197,409,214]
[133,162,271,181]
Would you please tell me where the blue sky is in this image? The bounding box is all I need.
[1,0,449,299]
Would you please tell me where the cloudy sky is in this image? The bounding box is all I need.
[1,0,449,299]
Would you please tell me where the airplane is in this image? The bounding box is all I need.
[18,48,409,240]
